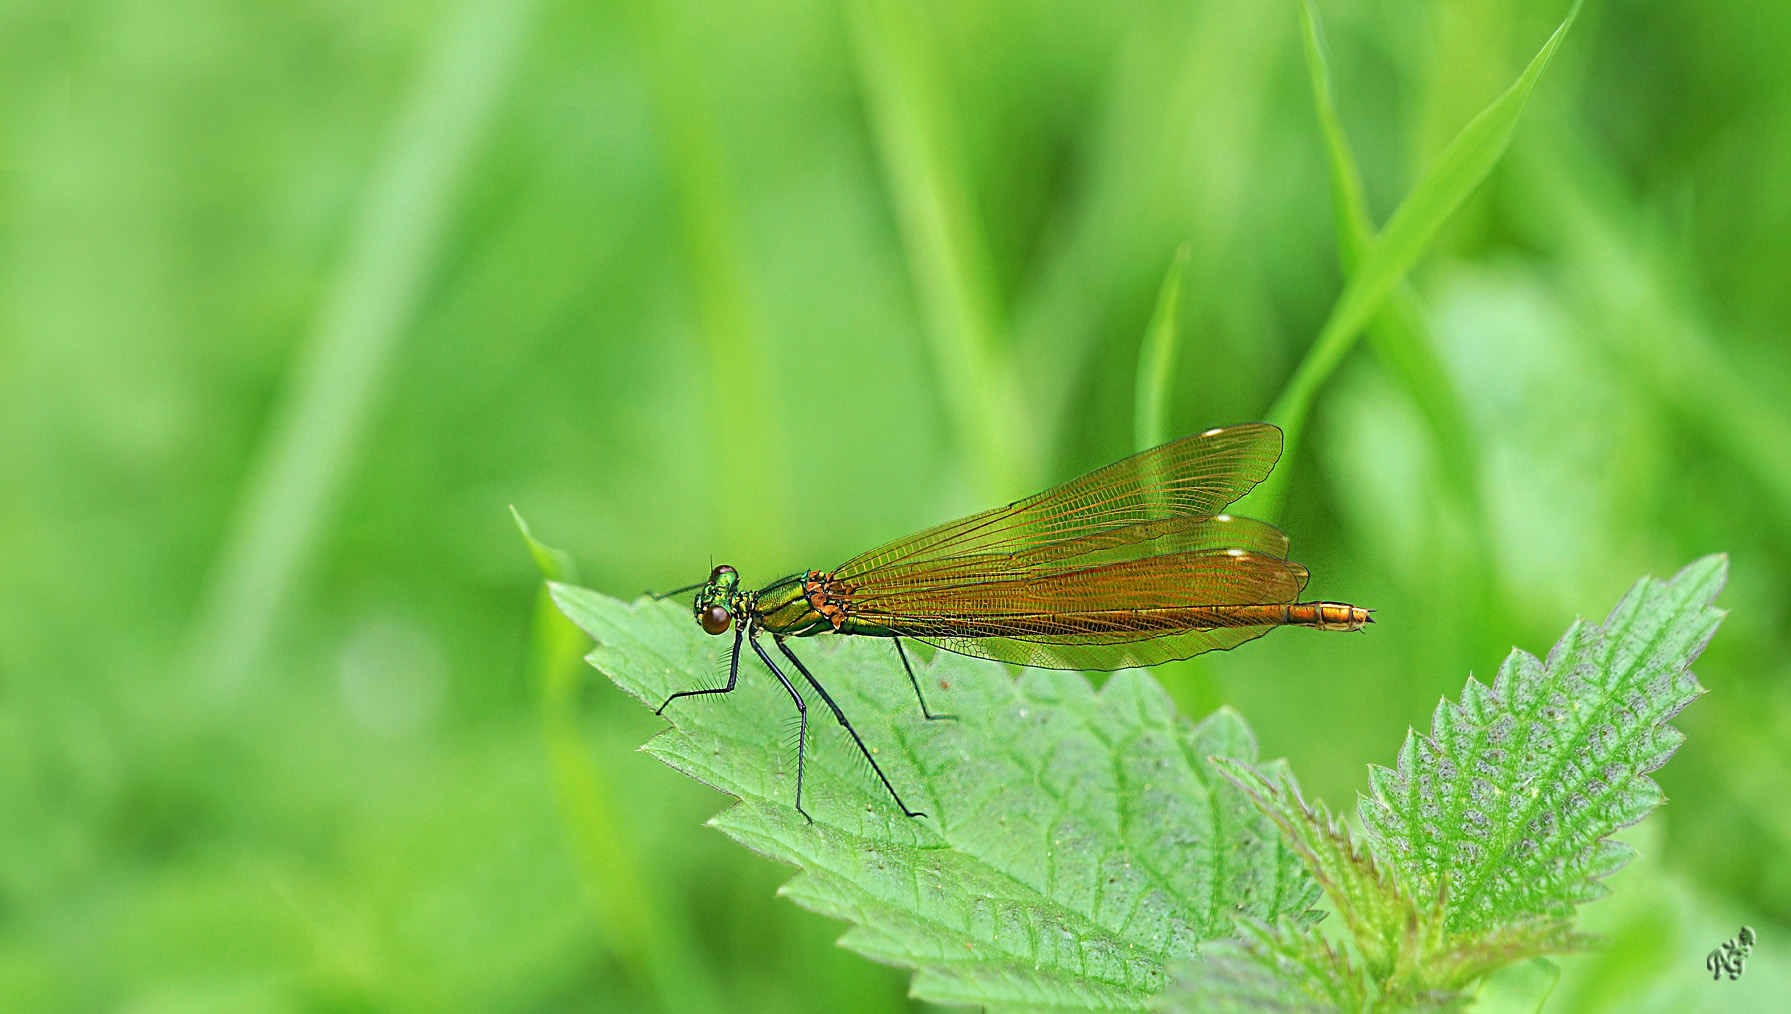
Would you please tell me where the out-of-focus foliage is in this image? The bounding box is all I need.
[3,0,1788,1010]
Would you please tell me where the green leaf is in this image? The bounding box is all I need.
[1162,908,1579,1013]
[1202,762,1583,1010]
[550,585,1321,1011]
[511,504,579,583]
[1212,759,1417,979]
[1243,0,1584,518]
[1134,244,1191,453]
[1296,0,1486,517]
[1165,558,1718,1012]
[847,0,1034,496]
[1360,555,1725,934]
[1160,919,1376,1014]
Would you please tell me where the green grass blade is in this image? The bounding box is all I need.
[1299,0,1374,272]
[1131,244,1227,723]
[1242,0,1584,519]
[847,0,1035,496]
[513,510,724,1014]
[625,0,790,557]
[1296,0,1506,649]
[1299,0,1482,509]
[1134,244,1191,452]
[1014,6,1284,442]
[511,505,579,584]
[180,0,538,694]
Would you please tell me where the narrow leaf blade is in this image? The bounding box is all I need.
[1135,244,1191,452]
[1245,0,1584,517]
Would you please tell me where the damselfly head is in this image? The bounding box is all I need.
[694,564,739,635]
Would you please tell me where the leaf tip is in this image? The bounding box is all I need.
[1669,552,1728,602]
[1190,705,1261,762]
[512,505,579,583]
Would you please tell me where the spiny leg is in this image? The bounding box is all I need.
[776,637,925,819]
[894,637,956,721]
[657,625,743,714]
[750,634,813,822]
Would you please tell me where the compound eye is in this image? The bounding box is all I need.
[710,564,736,582]
[700,604,731,635]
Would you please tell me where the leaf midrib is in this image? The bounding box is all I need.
[1446,593,1685,924]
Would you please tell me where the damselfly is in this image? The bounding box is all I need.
[654,423,1369,821]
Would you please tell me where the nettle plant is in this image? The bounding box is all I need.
[542,546,1724,1013]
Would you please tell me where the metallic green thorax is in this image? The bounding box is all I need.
[751,578,828,635]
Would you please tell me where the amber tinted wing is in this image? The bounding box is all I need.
[842,515,1311,671]
[833,424,1283,583]
[843,514,1292,602]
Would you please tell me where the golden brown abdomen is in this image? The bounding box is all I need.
[862,600,1371,638]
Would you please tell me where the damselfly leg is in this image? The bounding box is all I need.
[776,637,924,820]
[747,633,813,821]
[656,625,743,714]
[893,637,956,722]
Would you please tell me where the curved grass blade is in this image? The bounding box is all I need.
[512,509,724,1014]
[1241,0,1585,519]
[847,0,1034,496]
[1296,0,1507,650]
[1135,244,1192,453]
[1298,0,1480,506]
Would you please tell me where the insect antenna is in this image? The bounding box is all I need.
[647,579,707,601]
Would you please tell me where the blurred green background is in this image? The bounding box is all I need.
[5,0,1789,1009]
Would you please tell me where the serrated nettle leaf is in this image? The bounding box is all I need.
[1161,918,1377,1014]
[1206,760,1580,1008]
[1169,559,1717,1013]
[1427,918,1586,992]
[1210,758,1412,978]
[1164,909,1579,1014]
[1360,556,1724,935]
[550,584,1321,1012]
